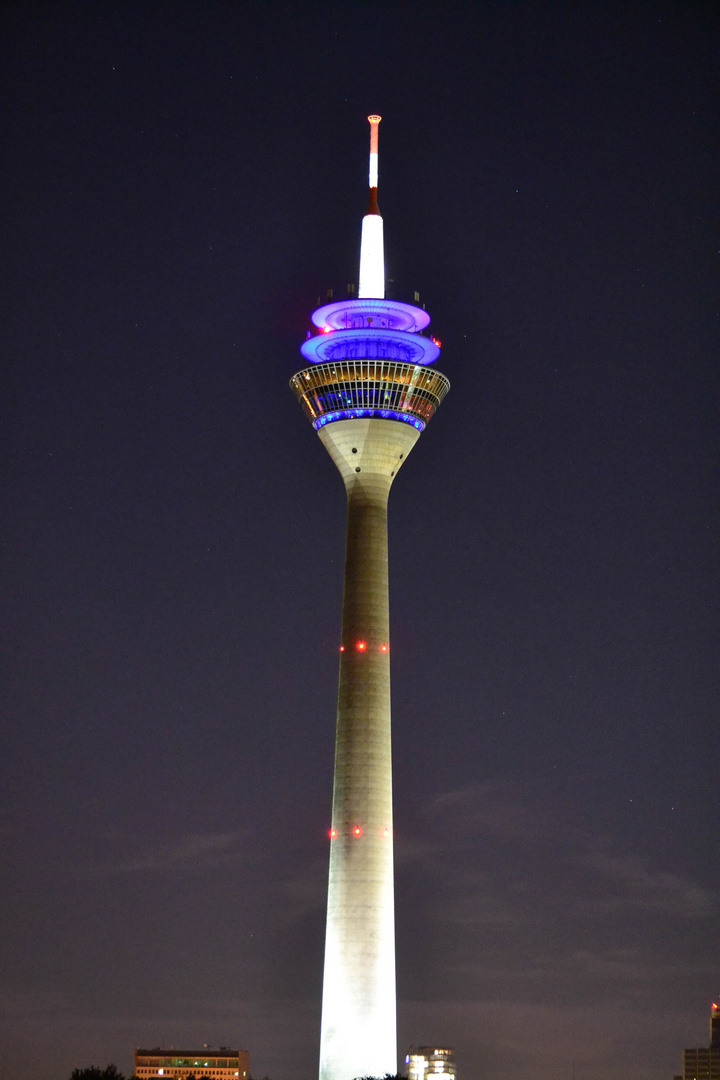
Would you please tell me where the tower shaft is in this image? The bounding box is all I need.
[318,418,420,1080]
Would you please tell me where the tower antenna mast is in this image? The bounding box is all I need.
[359,114,384,299]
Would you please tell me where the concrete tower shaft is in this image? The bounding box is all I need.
[318,418,419,1080]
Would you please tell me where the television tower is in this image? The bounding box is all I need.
[290,115,450,1080]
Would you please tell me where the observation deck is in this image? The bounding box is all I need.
[292,297,450,431]
[290,359,450,431]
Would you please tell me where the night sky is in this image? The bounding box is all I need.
[2,3,719,1080]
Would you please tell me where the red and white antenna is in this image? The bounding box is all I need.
[368,113,381,190]
[359,114,384,299]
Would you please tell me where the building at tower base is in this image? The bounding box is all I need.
[675,1000,720,1080]
[682,1047,720,1080]
[405,1046,457,1080]
[133,1047,249,1080]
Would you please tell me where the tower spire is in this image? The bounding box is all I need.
[358,114,384,298]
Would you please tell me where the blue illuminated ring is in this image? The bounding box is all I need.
[312,409,426,431]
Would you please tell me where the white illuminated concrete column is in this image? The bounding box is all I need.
[318,417,420,1080]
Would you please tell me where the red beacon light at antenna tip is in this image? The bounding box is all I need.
[368,114,382,124]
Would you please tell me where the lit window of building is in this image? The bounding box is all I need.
[133,1047,249,1080]
[405,1046,456,1080]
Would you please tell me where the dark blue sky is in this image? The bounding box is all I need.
[2,3,718,1080]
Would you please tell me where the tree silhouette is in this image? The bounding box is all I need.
[70,1067,132,1080]
[353,1074,407,1080]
